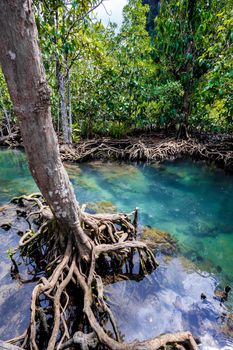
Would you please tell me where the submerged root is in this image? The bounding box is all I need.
[7,195,198,350]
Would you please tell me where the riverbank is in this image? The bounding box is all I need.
[1,128,233,172]
[60,133,233,173]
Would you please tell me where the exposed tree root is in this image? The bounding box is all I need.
[0,125,22,147]
[60,134,233,172]
[6,195,198,350]
[1,128,233,172]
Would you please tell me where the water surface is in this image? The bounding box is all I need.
[0,148,233,349]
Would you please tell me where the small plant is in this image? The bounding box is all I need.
[6,246,16,260]
[72,122,81,143]
[109,121,129,139]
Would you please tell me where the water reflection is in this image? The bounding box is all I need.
[105,255,232,349]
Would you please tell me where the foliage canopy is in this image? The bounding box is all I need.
[0,0,232,139]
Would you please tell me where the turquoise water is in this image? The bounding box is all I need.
[0,148,233,348]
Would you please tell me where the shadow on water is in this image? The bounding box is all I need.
[0,148,233,348]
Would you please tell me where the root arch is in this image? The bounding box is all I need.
[7,195,198,350]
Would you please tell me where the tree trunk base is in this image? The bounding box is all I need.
[4,194,198,350]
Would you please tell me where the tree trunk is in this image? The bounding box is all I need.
[57,67,70,144]
[67,68,73,143]
[0,0,91,259]
[177,90,190,140]
[0,86,12,136]
[53,7,70,145]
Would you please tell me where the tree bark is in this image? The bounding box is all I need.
[0,86,12,136]
[0,0,91,259]
[57,66,70,144]
[67,68,73,143]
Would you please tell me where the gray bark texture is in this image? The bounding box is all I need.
[57,68,70,144]
[0,86,12,136]
[67,69,73,143]
[0,0,91,258]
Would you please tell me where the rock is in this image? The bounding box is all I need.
[16,209,27,218]
[141,226,177,255]
[0,206,14,231]
[214,285,231,302]
[0,223,11,231]
[221,313,233,337]
[201,293,207,300]
[227,314,233,330]
[0,202,39,236]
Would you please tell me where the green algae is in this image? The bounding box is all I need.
[141,226,177,255]
[85,201,117,214]
[89,161,149,194]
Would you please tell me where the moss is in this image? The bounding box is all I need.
[77,177,102,191]
[90,161,144,181]
[141,226,177,255]
[221,313,233,337]
[85,201,117,214]
[65,162,82,179]
[178,255,198,271]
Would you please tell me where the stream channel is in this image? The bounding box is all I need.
[0,148,233,349]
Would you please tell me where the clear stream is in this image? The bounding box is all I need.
[0,148,233,349]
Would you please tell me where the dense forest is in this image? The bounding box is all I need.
[0,0,232,143]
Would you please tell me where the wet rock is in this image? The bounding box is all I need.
[0,202,39,238]
[16,209,27,218]
[184,249,205,263]
[227,314,233,330]
[0,223,11,231]
[215,265,222,273]
[214,285,231,302]
[85,201,117,214]
[201,293,207,300]
[196,255,204,262]
[221,313,233,337]
[141,226,177,255]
